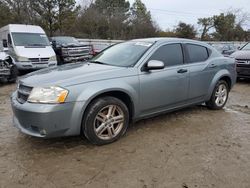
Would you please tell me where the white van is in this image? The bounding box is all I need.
[0,24,57,70]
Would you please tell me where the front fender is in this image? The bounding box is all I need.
[66,77,140,133]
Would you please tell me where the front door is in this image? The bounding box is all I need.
[139,43,189,115]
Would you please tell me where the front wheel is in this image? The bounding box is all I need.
[82,97,129,145]
[206,80,229,110]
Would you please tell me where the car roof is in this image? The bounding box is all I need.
[130,37,210,47]
[52,36,74,39]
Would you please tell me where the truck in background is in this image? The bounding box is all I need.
[51,36,93,65]
[0,24,57,72]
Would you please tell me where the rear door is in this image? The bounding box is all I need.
[184,44,218,101]
[139,43,189,115]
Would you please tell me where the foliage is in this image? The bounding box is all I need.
[198,17,214,41]
[129,0,158,38]
[75,0,157,39]
[0,1,13,27]
[175,22,197,39]
[198,10,250,41]
[0,0,249,41]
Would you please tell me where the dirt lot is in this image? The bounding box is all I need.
[0,81,250,188]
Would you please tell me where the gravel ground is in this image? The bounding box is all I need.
[0,81,250,188]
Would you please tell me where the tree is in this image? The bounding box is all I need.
[32,0,78,36]
[130,0,157,38]
[213,13,236,41]
[157,30,177,37]
[198,9,250,41]
[0,1,13,27]
[198,17,214,41]
[2,0,37,24]
[76,6,109,38]
[234,24,246,41]
[32,0,58,37]
[175,22,196,39]
[57,0,80,35]
[92,0,130,39]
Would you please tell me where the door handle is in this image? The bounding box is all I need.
[209,64,217,68]
[177,69,188,74]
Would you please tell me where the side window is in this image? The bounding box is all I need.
[149,44,183,67]
[186,44,209,63]
[7,34,12,46]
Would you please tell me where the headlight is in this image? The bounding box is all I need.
[28,86,68,104]
[49,56,57,61]
[17,56,29,62]
[62,49,68,55]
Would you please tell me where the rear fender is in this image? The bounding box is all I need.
[205,69,232,101]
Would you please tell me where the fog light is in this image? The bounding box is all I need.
[39,129,47,136]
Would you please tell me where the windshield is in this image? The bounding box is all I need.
[241,43,250,50]
[91,41,153,67]
[53,37,79,45]
[11,32,50,47]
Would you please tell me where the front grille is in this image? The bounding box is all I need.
[236,59,250,63]
[41,58,49,62]
[28,58,50,62]
[28,58,39,62]
[65,47,91,57]
[17,84,33,104]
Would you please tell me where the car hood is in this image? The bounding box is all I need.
[15,46,55,58]
[20,62,134,87]
[230,50,250,59]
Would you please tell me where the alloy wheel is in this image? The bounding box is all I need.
[94,105,125,140]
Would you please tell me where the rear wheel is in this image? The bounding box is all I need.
[82,97,129,145]
[206,80,229,110]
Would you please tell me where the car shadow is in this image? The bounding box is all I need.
[237,78,250,84]
[17,105,209,150]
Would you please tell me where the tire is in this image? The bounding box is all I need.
[206,80,229,110]
[82,97,129,145]
[8,65,19,83]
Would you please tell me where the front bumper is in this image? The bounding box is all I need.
[15,61,57,70]
[11,92,85,138]
[0,68,11,77]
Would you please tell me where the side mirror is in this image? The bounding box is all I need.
[145,60,165,71]
[2,39,8,48]
[52,40,57,48]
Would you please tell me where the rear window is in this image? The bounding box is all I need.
[186,44,209,63]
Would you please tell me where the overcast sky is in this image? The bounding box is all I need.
[128,0,250,31]
[78,0,250,31]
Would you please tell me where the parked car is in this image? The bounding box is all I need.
[0,51,18,83]
[230,42,250,79]
[0,24,57,71]
[11,38,236,145]
[211,43,237,57]
[51,36,93,65]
